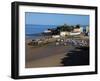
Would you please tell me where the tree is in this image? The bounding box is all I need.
[75,24,80,28]
[56,24,73,32]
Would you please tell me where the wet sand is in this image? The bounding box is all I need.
[25,40,75,68]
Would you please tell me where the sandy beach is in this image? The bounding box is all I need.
[25,34,89,68]
[25,39,75,68]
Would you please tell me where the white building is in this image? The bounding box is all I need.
[73,27,83,33]
[69,32,81,35]
[80,27,83,32]
[60,32,69,37]
[86,26,89,33]
[44,30,51,33]
[52,35,60,38]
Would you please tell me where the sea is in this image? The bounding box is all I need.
[25,24,87,39]
[25,24,57,39]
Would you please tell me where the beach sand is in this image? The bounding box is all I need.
[25,39,75,68]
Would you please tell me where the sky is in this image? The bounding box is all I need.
[25,12,89,26]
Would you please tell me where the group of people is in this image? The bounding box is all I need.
[56,38,89,46]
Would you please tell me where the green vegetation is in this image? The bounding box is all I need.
[43,24,81,35]
[57,24,80,32]
[75,24,80,28]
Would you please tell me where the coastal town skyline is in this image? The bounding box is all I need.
[25,12,89,26]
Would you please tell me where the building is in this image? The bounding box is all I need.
[44,30,51,33]
[80,27,83,32]
[52,35,60,38]
[60,27,82,36]
[73,28,81,32]
[86,26,89,33]
[73,27,83,33]
[69,32,81,35]
[60,31,69,37]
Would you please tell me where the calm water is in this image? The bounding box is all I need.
[25,24,57,35]
[25,24,57,39]
[25,24,87,39]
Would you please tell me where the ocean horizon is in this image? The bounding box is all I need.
[25,24,88,35]
[25,24,57,35]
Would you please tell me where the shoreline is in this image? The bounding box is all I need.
[25,35,89,68]
[25,38,75,68]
